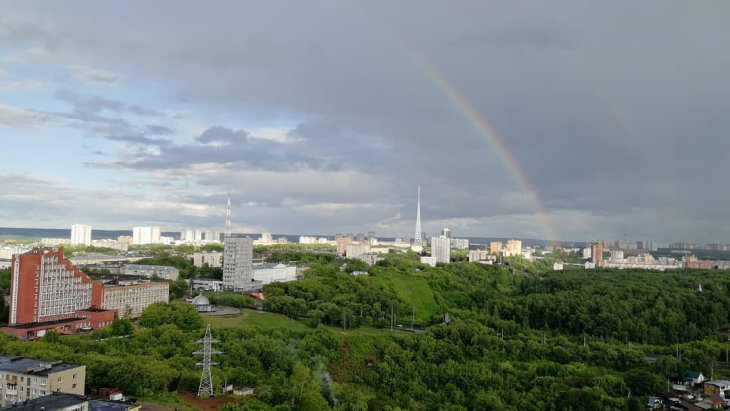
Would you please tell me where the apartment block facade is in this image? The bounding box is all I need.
[0,356,85,406]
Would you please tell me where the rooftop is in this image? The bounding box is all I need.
[0,393,87,411]
[0,356,83,377]
[1,317,84,330]
[122,264,177,271]
[88,400,136,411]
[253,263,291,270]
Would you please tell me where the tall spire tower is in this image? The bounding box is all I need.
[225,193,231,238]
[412,185,423,252]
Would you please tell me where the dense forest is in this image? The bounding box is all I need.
[2,254,730,410]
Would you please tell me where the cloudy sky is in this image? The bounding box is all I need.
[1,1,729,243]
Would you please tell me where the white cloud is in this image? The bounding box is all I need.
[0,103,54,129]
[69,64,121,86]
[0,79,45,92]
[2,48,121,86]
[250,127,303,143]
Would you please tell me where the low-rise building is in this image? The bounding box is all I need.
[102,281,169,318]
[357,253,383,266]
[251,263,297,285]
[704,380,730,397]
[120,264,179,281]
[193,252,223,268]
[191,279,225,292]
[553,262,564,270]
[420,256,438,267]
[0,356,85,406]
[468,250,488,262]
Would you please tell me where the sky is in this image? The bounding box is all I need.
[1,1,729,243]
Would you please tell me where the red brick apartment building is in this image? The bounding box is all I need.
[2,247,168,340]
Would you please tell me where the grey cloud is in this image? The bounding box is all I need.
[54,89,163,117]
[196,126,250,144]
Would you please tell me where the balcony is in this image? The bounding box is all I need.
[5,388,17,395]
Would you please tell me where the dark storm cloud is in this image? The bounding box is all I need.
[2,0,730,241]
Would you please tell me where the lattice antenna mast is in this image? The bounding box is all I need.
[225,193,232,238]
[194,324,222,398]
[413,185,422,246]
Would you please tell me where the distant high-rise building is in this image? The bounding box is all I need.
[260,232,273,243]
[180,228,194,242]
[337,237,353,255]
[431,236,451,264]
[413,185,423,250]
[367,231,376,240]
[441,228,451,239]
[133,226,161,245]
[506,240,522,256]
[223,235,253,290]
[582,247,592,259]
[489,242,503,254]
[451,238,469,250]
[591,242,604,264]
[70,224,92,246]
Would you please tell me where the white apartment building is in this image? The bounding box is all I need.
[70,225,92,246]
[430,236,451,264]
[299,236,317,244]
[0,356,86,406]
[193,251,223,268]
[223,235,253,290]
[451,238,469,250]
[346,243,370,259]
[132,227,161,245]
[101,282,169,318]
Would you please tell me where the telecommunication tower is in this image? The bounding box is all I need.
[194,324,222,397]
[413,185,422,248]
[225,193,232,238]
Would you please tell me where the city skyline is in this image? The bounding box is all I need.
[1,2,729,242]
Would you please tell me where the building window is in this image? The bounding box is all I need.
[73,374,76,379]
[72,384,77,389]
[57,377,61,383]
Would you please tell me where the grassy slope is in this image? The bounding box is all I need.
[204,309,311,332]
[204,309,416,337]
[371,272,440,324]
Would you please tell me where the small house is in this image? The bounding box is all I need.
[703,394,724,409]
[233,387,254,397]
[685,370,706,386]
[704,380,730,397]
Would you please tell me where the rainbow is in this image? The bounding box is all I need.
[401,47,559,243]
